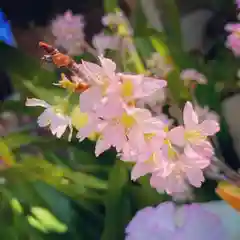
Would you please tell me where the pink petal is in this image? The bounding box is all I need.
[128,127,147,153]
[185,167,204,187]
[183,101,199,128]
[96,96,124,119]
[192,140,214,158]
[103,124,126,152]
[168,126,185,147]
[184,145,211,169]
[81,60,103,84]
[131,162,153,181]
[142,78,167,97]
[141,118,165,134]
[199,120,220,136]
[95,138,111,156]
[79,86,102,112]
[99,56,117,80]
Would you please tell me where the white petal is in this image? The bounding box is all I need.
[26,98,50,108]
[183,101,199,128]
[37,109,52,127]
[95,138,111,157]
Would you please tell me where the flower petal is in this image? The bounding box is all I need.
[199,120,220,136]
[95,137,111,156]
[26,98,50,108]
[177,204,228,240]
[168,126,185,147]
[99,56,117,80]
[131,162,153,181]
[79,86,102,112]
[37,109,53,127]
[185,167,204,187]
[183,101,198,128]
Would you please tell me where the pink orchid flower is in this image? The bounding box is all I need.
[117,73,167,103]
[225,23,240,56]
[168,101,219,149]
[150,145,210,194]
[180,69,207,85]
[51,10,85,55]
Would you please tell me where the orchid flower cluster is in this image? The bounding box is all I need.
[26,53,220,195]
[225,0,240,56]
[23,7,225,196]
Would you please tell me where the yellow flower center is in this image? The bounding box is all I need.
[120,112,136,128]
[144,133,156,140]
[144,152,157,164]
[121,79,134,97]
[164,139,178,160]
[184,130,206,142]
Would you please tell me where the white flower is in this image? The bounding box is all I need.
[51,10,85,55]
[92,31,120,55]
[146,52,173,77]
[26,98,72,141]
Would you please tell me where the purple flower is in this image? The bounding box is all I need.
[125,202,229,240]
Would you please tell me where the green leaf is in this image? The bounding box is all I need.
[31,207,68,233]
[130,0,148,36]
[3,133,46,150]
[104,0,118,13]
[150,36,169,57]
[155,0,182,48]
[101,161,131,240]
[23,80,66,105]
[0,140,16,165]
[5,156,107,199]
[167,70,190,103]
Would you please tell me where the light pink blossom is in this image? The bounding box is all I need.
[225,23,240,56]
[118,73,167,103]
[168,101,219,149]
[79,57,167,112]
[180,69,207,84]
[150,145,210,194]
[26,98,72,141]
[195,105,220,122]
[51,10,85,55]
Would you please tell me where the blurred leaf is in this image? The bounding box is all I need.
[0,140,16,165]
[134,38,154,60]
[3,133,46,150]
[101,160,131,240]
[150,36,169,57]
[31,207,68,233]
[27,216,49,233]
[0,42,57,90]
[10,198,23,214]
[132,176,170,209]
[155,0,182,49]
[167,70,190,103]
[104,0,118,12]
[23,80,66,105]
[33,182,73,224]
[130,0,148,36]
[5,156,107,198]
